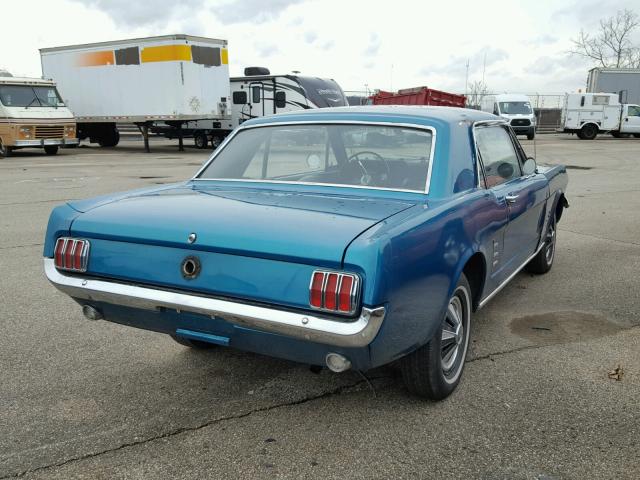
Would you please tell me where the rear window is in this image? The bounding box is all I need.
[198,124,434,192]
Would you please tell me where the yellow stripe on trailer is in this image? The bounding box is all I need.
[221,49,229,65]
[140,45,192,63]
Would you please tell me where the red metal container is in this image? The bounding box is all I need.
[370,86,466,107]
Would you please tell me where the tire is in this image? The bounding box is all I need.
[194,132,208,149]
[579,123,598,140]
[527,132,535,140]
[98,129,120,148]
[633,134,640,139]
[525,214,556,274]
[400,273,472,400]
[210,136,223,149]
[0,139,12,157]
[44,145,59,155]
[611,132,630,138]
[170,334,217,350]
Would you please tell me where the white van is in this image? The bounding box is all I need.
[481,93,536,139]
[0,75,77,157]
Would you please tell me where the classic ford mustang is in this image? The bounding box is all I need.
[44,106,568,400]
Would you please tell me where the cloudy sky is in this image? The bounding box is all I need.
[2,0,639,95]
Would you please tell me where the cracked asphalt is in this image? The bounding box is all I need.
[1,136,638,479]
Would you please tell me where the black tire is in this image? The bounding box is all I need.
[210,136,222,149]
[527,132,535,140]
[98,129,120,148]
[194,132,208,149]
[0,138,12,158]
[580,123,598,140]
[44,145,59,155]
[525,214,556,274]
[400,273,472,400]
[170,334,217,350]
[633,134,640,139]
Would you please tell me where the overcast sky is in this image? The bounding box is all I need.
[3,0,639,95]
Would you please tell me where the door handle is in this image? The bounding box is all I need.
[505,194,519,204]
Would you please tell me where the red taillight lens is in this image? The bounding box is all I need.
[309,270,359,315]
[54,237,90,272]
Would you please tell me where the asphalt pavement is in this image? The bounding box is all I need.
[0,135,638,479]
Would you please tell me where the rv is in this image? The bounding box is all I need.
[481,93,536,139]
[559,92,640,140]
[0,74,77,157]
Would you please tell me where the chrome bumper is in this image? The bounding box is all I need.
[44,258,385,348]
[14,139,79,147]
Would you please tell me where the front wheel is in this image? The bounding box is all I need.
[0,138,12,158]
[44,145,59,155]
[527,131,535,140]
[400,274,472,400]
[525,214,556,274]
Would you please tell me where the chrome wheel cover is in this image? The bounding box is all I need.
[545,220,556,265]
[440,286,471,383]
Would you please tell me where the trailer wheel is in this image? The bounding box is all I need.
[194,132,208,149]
[44,146,59,155]
[211,136,222,149]
[579,123,598,140]
[98,129,120,148]
[634,134,640,138]
[0,139,12,158]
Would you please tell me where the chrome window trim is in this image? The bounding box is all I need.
[44,258,385,348]
[472,119,522,190]
[192,120,437,195]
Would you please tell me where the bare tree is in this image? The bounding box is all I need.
[465,80,489,109]
[570,9,640,68]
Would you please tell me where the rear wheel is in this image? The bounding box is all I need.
[98,128,120,147]
[194,132,208,149]
[400,274,472,400]
[210,136,223,149]
[44,145,59,155]
[170,334,216,350]
[0,138,12,157]
[580,123,598,140]
[526,214,556,274]
[633,134,640,138]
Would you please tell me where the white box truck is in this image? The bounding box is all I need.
[559,92,640,140]
[480,93,537,139]
[0,73,78,157]
[40,35,231,151]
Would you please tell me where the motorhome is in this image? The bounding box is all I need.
[559,92,640,140]
[481,93,536,139]
[0,74,77,157]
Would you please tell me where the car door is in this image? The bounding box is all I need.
[621,105,640,134]
[475,125,548,277]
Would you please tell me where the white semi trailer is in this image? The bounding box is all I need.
[40,35,232,151]
[559,92,640,140]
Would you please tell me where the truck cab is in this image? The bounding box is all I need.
[481,93,536,140]
[0,75,77,157]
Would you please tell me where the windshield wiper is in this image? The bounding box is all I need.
[24,97,41,109]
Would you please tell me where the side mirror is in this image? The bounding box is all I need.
[275,91,286,109]
[522,157,537,175]
[232,91,247,105]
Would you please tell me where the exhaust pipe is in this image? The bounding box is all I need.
[325,353,351,373]
[82,305,103,321]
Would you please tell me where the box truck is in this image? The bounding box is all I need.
[558,92,640,140]
[480,93,537,139]
[40,34,231,151]
[0,74,77,157]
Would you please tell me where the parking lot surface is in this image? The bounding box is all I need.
[1,136,638,479]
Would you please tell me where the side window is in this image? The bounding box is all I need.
[475,126,522,188]
[627,106,640,117]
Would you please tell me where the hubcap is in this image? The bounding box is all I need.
[441,295,465,374]
[545,221,556,264]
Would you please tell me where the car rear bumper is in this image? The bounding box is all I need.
[15,139,79,147]
[43,258,385,348]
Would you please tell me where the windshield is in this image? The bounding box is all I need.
[498,101,532,115]
[0,85,64,107]
[296,77,348,107]
[198,124,433,192]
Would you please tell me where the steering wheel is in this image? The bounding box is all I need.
[346,151,391,186]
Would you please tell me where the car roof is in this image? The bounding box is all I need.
[242,105,498,128]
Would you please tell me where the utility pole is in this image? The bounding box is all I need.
[464,59,469,95]
[481,51,487,86]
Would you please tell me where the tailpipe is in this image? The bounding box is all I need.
[82,304,103,321]
[325,353,351,373]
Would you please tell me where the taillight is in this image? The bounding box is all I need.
[309,270,360,315]
[54,237,90,272]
